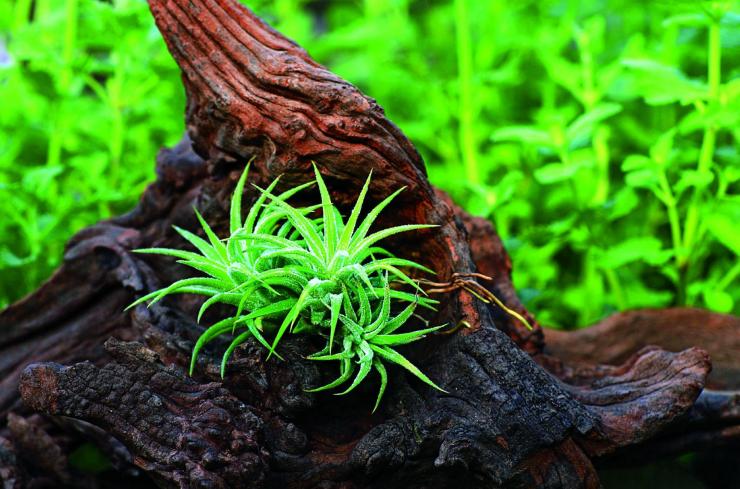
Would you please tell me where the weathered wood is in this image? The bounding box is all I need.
[20,338,267,487]
[0,1,737,487]
[545,308,740,389]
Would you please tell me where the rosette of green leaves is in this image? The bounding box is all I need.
[127,163,442,408]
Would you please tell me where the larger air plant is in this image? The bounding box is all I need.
[128,163,444,410]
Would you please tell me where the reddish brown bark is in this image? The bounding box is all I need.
[545,308,740,389]
[1,1,738,488]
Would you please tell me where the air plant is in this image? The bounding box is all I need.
[128,163,444,409]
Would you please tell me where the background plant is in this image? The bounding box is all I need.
[0,0,184,304]
[1,0,738,329]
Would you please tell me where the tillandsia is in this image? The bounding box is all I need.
[127,162,445,410]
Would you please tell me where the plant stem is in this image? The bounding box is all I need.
[577,27,597,110]
[46,105,62,168]
[591,125,610,206]
[680,15,721,275]
[576,25,610,207]
[657,168,683,271]
[603,267,625,309]
[454,0,478,184]
[61,0,78,92]
[718,261,740,291]
[45,0,78,206]
[580,248,601,326]
[109,56,125,190]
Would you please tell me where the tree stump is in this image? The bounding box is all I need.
[1,1,738,487]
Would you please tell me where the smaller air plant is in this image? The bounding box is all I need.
[128,163,444,410]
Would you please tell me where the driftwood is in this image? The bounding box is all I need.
[1,1,738,487]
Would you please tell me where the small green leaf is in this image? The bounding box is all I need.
[662,13,709,28]
[621,155,652,172]
[370,345,447,393]
[370,324,446,346]
[621,59,707,105]
[702,289,734,313]
[706,203,740,256]
[338,171,372,251]
[350,187,407,247]
[491,126,553,147]
[327,293,343,354]
[313,163,339,256]
[371,359,388,413]
[190,317,237,375]
[353,224,437,259]
[597,237,669,268]
[534,162,581,184]
[194,208,227,261]
[221,330,253,378]
[306,354,355,392]
[649,130,675,165]
[675,170,714,194]
[566,103,622,144]
[336,342,373,395]
[173,225,222,263]
[230,163,251,234]
[624,168,659,189]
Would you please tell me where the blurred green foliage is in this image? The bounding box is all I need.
[1,0,738,328]
[0,0,185,303]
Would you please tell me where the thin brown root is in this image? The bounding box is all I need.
[421,273,534,331]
